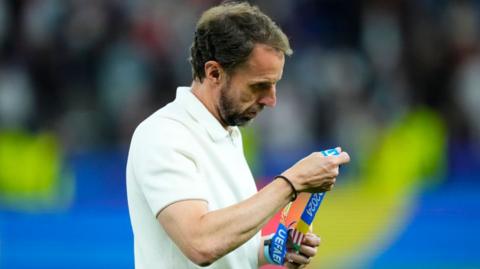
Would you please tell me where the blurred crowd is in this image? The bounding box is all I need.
[0,0,479,153]
[1,2,479,267]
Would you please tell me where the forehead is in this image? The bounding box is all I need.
[233,44,285,82]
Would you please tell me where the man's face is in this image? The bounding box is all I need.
[217,44,285,126]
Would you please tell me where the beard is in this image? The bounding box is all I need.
[218,81,264,126]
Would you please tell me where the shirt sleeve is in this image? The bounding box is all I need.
[129,118,207,216]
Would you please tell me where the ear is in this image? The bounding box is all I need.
[204,61,224,84]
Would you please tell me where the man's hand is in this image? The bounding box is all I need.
[282,147,350,193]
[284,232,321,269]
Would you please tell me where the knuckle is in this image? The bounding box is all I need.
[325,157,334,164]
[328,159,339,169]
[326,164,334,171]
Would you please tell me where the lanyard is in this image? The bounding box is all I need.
[268,148,340,264]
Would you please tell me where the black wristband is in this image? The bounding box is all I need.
[275,175,298,201]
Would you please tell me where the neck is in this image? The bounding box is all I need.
[191,80,228,128]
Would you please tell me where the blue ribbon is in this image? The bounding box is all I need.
[267,148,340,265]
[299,192,326,225]
[268,223,289,264]
[299,148,339,225]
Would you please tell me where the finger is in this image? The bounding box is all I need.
[327,183,335,191]
[323,176,336,184]
[309,181,335,193]
[321,179,336,191]
[299,244,317,258]
[335,146,342,152]
[285,261,304,269]
[330,166,339,178]
[303,233,321,247]
[285,252,311,266]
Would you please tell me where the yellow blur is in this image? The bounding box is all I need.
[311,108,446,268]
[0,131,73,211]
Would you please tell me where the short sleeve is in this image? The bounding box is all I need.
[129,118,207,216]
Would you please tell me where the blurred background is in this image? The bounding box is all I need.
[0,0,479,268]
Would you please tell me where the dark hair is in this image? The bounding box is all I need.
[190,1,292,82]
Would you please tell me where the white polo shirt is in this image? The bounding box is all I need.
[126,87,260,269]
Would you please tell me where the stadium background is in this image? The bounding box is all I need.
[0,0,479,268]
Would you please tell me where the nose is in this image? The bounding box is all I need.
[258,85,277,107]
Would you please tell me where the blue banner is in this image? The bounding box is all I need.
[300,192,326,225]
[269,223,289,264]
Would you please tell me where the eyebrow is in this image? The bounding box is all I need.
[249,77,281,85]
[250,81,272,86]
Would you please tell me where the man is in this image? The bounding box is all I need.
[126,2,350,268]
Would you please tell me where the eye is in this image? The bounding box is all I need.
[251,82,271,91]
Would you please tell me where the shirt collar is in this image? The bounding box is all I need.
[176,86,240,142]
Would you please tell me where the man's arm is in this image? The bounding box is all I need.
[158,177,292,266]
[158,151,350,266]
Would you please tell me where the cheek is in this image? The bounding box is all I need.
[238,89,257,104]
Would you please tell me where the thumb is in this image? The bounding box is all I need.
[336,151,351,164]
